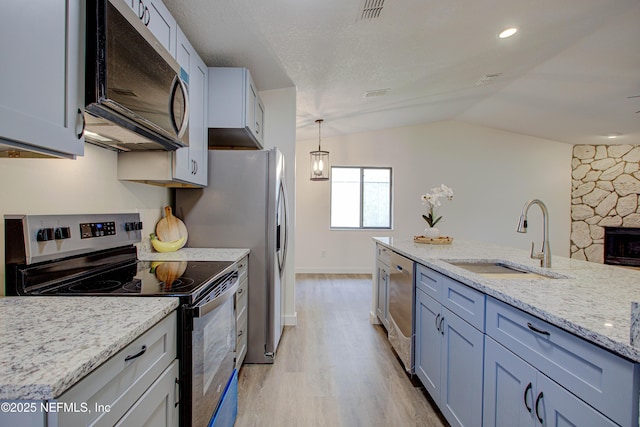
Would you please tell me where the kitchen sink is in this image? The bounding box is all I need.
[447,261,556,279]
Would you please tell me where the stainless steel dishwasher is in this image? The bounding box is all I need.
[387,251,415,373]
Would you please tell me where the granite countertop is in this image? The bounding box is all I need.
[137,245,249,262]
[0,297,179,400]
[374,237,640,363]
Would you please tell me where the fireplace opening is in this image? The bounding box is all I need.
[604,227,640,267]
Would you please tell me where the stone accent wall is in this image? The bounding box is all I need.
[571,145,640,262]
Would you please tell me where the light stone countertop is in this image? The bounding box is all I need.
[0,297,179,400]
[374,237,640,363]
[137,245,249,262]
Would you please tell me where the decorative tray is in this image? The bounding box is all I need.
[413,236,453,245]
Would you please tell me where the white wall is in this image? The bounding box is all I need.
[295,120,573,273]
[0,144,171,294]
[260,86,298,325]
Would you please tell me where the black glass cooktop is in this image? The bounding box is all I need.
[35,259,234,299]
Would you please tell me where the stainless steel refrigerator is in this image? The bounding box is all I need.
[175,148,289,364]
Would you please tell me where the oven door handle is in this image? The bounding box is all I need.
[192,278,240,318]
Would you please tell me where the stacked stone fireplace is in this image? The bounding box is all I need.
[571,145,640,263]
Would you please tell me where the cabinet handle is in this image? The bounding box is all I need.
[439,316,445,335]
[435,313,441,331]
[124,345,147,362]
[237,288,244,295]
[77,108,85,139]
[527,322,551,336]
[523,382,532,413]
[238,330,244,337]
[174,377,180,408]
[535,391,544,423]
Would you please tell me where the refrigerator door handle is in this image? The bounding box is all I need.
[277,179,289,275]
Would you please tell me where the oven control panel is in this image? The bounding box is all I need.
[80,221,116,239]
[5,213,144,265]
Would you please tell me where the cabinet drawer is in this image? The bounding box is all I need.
[487,297,639,427]
[377,244,391,267]
[115,359,179,427]
[415,264,442,301]
[236,277,248,321]
[237,256,248,281]
[57,312,177,427]
[441,276,485,332]
[236,309,248,368]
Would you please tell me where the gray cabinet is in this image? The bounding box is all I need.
[414,264,484,427]
[485,296,638,427]
[484,337,617,427]
[0,0,84,158]
[56,311,179,426]
[208,67,265,149]
[235,256,249,369]
[123,0,177,58]
[0,312,179,427]
[173,26,208,186]
[375,244,391,329]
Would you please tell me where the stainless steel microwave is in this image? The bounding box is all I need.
[85,0,189,151]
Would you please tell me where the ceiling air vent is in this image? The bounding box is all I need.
[357,0,385,21]
[364,88,389,98]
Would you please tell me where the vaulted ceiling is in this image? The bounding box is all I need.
[163,0,640,144]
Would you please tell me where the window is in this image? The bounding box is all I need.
[330,167,392,229]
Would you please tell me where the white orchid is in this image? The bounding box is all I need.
[421,184,454,227]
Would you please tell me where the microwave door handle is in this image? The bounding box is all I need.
[169,74,190,139]
[193,277,240,318]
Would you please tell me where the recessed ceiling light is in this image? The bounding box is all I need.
[606,132,622,139]
[498,27,518,39]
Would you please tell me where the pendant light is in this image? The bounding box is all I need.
[310,119,330,181]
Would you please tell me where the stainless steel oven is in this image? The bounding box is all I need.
[4,213,239,427]
[187,271,238,427]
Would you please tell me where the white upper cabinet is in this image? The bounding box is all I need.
[208,67,265,149]
[123,0,177,57]
[0,0,85,158]
[174,26,208,186]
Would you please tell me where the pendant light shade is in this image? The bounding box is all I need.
[310,119,329,181]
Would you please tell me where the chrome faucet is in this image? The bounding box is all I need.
[517,199,552,268]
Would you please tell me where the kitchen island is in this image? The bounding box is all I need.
[374,237,640,362]
[374,237,640,427]
[0,296,178,401]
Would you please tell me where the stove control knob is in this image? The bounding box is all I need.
[125,221,144,231]
[54,227,71,240]
[36,228,54,242]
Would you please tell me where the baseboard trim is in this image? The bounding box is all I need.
[283,312,297,326]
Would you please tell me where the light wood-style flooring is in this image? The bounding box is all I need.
[235,274,447,427]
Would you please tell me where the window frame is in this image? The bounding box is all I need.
[330,166,393,230]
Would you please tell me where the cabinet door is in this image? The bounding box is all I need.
[484,337,536,427]
[255,95,265,144]
[115,360,179,427]
[245,75,257,137]
[174,27,208,186]
[535,374,618,427]
[376,264,389,328]
[0,0,84,158]
[414,288,442,402]
[440,307,484,427]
